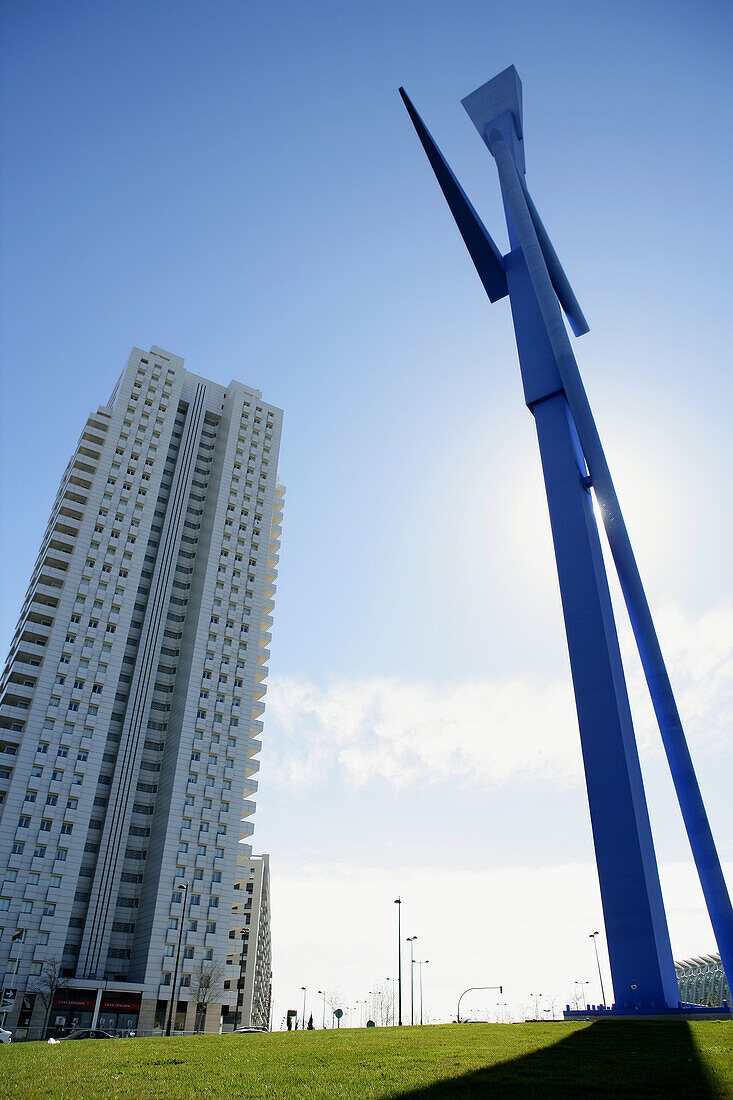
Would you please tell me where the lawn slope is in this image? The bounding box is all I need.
[2,1020,731,1098]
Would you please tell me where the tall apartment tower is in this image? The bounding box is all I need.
[0,346,283,1035]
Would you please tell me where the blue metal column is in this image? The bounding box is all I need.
[487,119,733,998]
[505,244,679,1009]
[483,91,680,1008]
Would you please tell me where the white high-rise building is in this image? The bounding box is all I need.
[0,346,283,1036]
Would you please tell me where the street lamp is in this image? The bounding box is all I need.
[530,992,542,1021]
[406,936,418,1025]
[165,881,189,1036]
[386,977,395,1026]
[457,985,502,1024]
[317,989,326,1029]
[415,959,430,1025]
[233,927,248,1029]
[301,986,307,1030]
[394,898,402,1026]
[574,979,590,1010]
[589,931,607,1007]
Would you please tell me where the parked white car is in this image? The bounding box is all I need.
[0,1027,12,1043]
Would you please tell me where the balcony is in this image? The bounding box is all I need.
[247,738,262,758]
[0,702,29,721]
[5,679,34,699]
[35,581,64,600]
[240,799,256,818]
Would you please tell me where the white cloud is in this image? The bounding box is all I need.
[265,603,733,791]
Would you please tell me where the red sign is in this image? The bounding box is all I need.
[53,992,96,1008]
[101,998,141,1013]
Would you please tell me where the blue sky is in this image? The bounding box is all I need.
[1,0,731,1024]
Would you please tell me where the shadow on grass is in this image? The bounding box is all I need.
[394,1021,720,1098]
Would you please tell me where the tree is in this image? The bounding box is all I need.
[324,987,344,1026]
[31,958,67,1037]
[369,981,393,1027]
[307,1013,314,1030]
[190,959,225,1033]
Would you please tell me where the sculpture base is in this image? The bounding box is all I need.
[564,1003,731,1021]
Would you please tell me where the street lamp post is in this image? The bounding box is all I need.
[589,932,607,1007]
[530,992,542,1021]
[318,989,326,1029]
[416,960,430,1025]
[386,977,395,1026]
[574,979,590,1010]
[165,881,189,1037]
[394,898,402,1025]
[406,936,418,1025]
[301,986,307,1030]
[233,927,247,1029]
[457,985,502,1024]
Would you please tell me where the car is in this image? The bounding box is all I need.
[0,1027,12,1043]
[60,1029,117,1040]
[233,1026,267,1033]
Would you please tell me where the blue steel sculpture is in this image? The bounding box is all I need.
[400,67,732,1014]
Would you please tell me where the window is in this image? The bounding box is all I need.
[55,848,68,861]
[206,922,216,935]
[34,845,46,858]
[11,841,25,855]
[43,902,56,916]
[18,815,31,828]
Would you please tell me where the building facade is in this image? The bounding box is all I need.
[676,954,730,1008]
[227,853,271,1030]
[0,346,282,1036]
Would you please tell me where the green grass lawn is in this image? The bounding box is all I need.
[2,1021,731,1098]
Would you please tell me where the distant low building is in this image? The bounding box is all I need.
[675,954,730,1007]
[226,853,271,1030]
